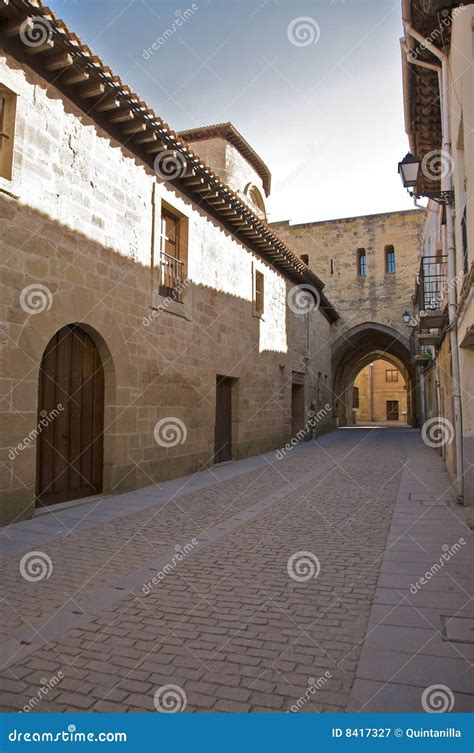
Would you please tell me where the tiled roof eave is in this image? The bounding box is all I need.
[1,0,339,323]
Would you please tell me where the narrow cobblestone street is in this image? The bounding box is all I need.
[1,428,473,713]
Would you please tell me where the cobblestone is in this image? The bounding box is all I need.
[0,428,472,712]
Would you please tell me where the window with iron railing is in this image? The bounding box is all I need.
[418,255,447,311]
[159,210,185,302]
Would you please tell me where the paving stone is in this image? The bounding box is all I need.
[0,429,472,714]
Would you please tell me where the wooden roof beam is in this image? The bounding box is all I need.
[122,120,146,135]
[144,142,168,154]
[93,95,121,112]
[1,15,32,36]
[134,130,158,144]
[77,81,105,99]
[25,39,55,55]
[44,51,73,71]
[108,109,134,124]
[61,67,89,85]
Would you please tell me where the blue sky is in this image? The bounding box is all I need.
[53,0,414,223]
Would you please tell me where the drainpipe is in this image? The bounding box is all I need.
[401,1,464,496]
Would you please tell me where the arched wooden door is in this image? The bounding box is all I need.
[36,325,104,507]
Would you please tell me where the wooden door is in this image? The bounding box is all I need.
[291,383,305,438]
[36,325,104,507]
[214,376,232,464]
[386,400,399,421]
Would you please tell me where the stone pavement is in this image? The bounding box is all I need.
[0,428,472,713]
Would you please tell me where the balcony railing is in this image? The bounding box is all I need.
[158,251,184,302]
[417,255,447,311]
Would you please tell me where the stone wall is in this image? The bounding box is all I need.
[272,209,425,427]
[183,136,267,217]
[272,209,425,343]
[353,359,408,424]
[0,52,333,525]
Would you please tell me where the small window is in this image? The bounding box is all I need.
[0,84,17,180]
[254,269,264,316]
[330,259,334,275]
[353,386,360,409]
[386,369,399,382]
[357,248,367,277]
[385,245,396,274]
[158,207,187,301]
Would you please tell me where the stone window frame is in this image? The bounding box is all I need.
[385,244,396,274]
[357,248,367,277]
[0,83,17,181]
[386,369,399,382]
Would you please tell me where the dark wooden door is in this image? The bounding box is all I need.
[386,400,399,421]
[291,383,305,438]
[36,325,104,507]
[214,376,232,464]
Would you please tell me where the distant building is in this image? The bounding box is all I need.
[272,210,425,426]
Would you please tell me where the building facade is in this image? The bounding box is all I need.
[353,358,408,425]
[400,0,474,507]
[0,2,337,525]
[272,210,425,427]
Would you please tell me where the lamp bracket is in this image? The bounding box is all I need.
[411,190,455,206]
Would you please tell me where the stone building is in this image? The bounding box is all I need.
[0,1,337,525]
[272,209,425,426]
[353,358,408,425]
[399,0,473,507]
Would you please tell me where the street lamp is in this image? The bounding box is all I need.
[398,153,420,189]
[402,310,411,326]
[397,152,454,205]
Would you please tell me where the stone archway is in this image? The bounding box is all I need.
[11,291,122,519]
[332,323,418,427]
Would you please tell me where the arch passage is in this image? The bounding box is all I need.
[332,323,418,427]
[36,324,105,507]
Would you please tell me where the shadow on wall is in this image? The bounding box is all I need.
[1,193,333,525]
